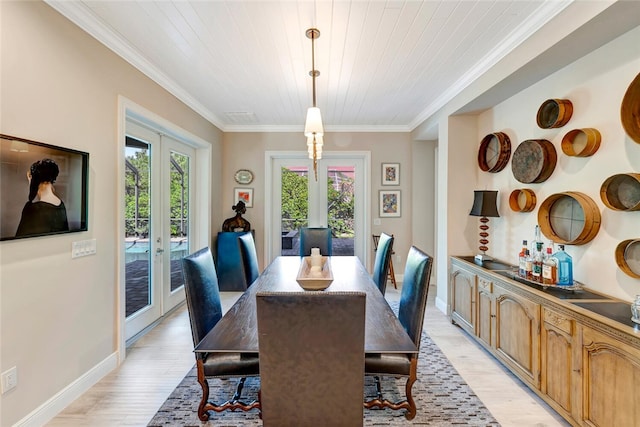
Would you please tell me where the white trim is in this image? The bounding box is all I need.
[117,96,212,363]
[14,353,118,427]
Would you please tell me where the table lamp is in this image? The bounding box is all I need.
[469,190,500,262]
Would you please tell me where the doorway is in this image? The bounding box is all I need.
[266,152,369,265]
[124,120,194,342]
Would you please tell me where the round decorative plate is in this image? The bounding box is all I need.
[511,139,557,183]
[234,169,254,185]
[478,132,511,173]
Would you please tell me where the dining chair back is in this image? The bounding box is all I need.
[364,245,433,420]
[182,247,224,346]
[238,232,259,286]
[257,291,366,427]
[182,247,260,421]
[299,227,332,256]
[371,232,394,294]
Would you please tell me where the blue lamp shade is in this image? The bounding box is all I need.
[469,190,500,218]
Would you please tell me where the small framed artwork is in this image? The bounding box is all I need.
[382,163,400,185]
[234,188,253,208]
[379,190,401,217]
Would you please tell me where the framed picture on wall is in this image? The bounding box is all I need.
[381,162,400,185]
[0,134,89,241]
[234,187,253,208]
[379,190,401,217]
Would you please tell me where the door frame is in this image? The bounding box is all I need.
[117,96,212,364]
[264,150,371,266]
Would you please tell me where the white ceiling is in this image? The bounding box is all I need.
[47,1,574,133]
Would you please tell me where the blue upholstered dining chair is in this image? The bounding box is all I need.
[238,232,259,286]
[364,245,433,420]
[182,247,260,421]
[257,291,366,426]
[299,227,332,256]
[372,232,394,294]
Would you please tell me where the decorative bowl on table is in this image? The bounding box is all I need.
[296,256,333,290]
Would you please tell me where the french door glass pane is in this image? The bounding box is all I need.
[281,165,309,256]
[124,138,151,317]
[169,150,190,292]
[327,165,355,256]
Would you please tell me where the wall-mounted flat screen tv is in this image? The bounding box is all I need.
[0,134,89,241]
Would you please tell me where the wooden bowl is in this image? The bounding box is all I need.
[478,132,511,173]
[538,192,601,245]
[296,256,333,290]
[600,173,640,211]
[509,189,536,212]
[621,72,640,144]
[537,99,573,129]
[615,239,640,279]
[511,139,557,183]
[561,128,601,157]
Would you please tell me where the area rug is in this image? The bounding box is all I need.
[148,331,500,426]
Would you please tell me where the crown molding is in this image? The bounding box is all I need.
[45,1,226,130]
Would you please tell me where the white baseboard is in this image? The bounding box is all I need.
[15,352,119,427]
[435,295,448,315]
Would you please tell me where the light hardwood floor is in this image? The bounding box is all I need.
[48,284,570,426]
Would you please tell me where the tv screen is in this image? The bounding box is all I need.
[0,134,89,241]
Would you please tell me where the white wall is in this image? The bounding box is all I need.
[0,2,221,425]
[221,132,417,272]
[473,25,640,301]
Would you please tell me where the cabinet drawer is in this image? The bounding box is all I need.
[543,308,574,335]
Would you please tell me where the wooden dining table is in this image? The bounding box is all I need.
[195,255,417,355]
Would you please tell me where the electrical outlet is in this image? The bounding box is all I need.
[1,366,17,393]
[396,255,401,263]
[373,218,381,226]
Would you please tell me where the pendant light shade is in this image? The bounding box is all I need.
[304,107,324,137]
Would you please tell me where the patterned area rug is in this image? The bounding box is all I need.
[148,330,499,426]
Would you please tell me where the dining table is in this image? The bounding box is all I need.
[194,255,417,355]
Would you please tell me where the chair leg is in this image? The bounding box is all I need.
[363,358,418,420]
[388,258,397,289]
[196,359,212,421]
[404,358,418,420]
[195,359,261,421]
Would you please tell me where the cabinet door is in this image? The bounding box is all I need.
[476,276,494,349]
[540,308,577,419]
[580,327,640,427]
[450,265,476,335]
[494,285,541,387]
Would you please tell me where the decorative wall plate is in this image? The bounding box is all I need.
[538,192,601,245]
[537,99,573,129]
[561,128,601,157]
[511,139,557,183]
[508,189,536,212]
[478,132,511,173]
[234,169,254,185]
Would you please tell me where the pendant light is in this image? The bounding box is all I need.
[304,27,323,181]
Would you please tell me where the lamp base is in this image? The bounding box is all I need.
[474,253,493,262]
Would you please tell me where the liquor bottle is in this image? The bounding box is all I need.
[524,249,533,280]
[518,240,528,278]
[542,246,557,285]
[554,244,573,286]
[532,242,544,282]
[531,225,544,255]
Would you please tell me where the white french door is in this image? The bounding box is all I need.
[267,152,369,265]
[124,120,193,341]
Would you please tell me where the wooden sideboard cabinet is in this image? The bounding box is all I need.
[449,256,640,427]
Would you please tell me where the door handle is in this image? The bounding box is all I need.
[156,248,165,255]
